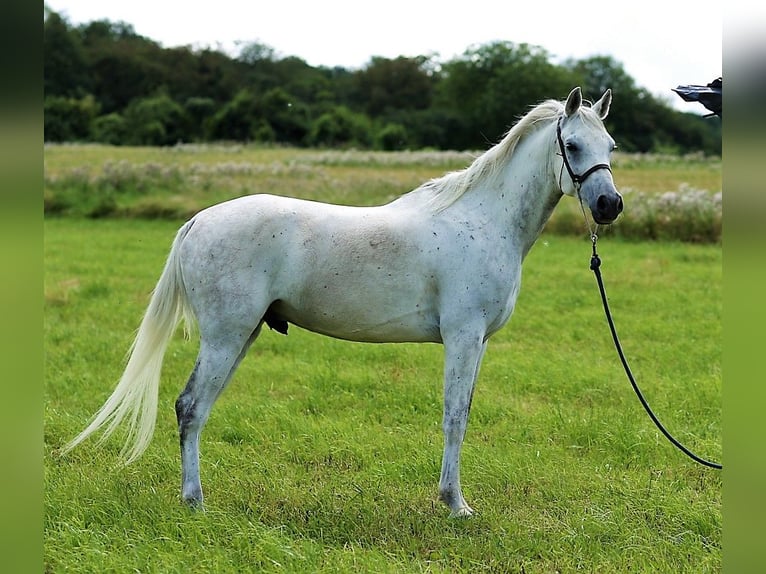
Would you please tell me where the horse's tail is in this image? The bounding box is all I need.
[63,219,197,464]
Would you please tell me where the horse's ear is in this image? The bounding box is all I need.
[564,87,582,116]
[592,89,612,120]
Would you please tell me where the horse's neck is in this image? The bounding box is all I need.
[472,124,563,259]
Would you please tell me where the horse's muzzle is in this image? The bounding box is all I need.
[592,193,623,224]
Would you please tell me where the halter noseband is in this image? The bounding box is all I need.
[556,116,612,190]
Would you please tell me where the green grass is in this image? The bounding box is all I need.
[45,218,721,573]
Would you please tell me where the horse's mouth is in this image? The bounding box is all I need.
[593,214,618,225]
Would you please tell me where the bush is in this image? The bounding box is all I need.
[123,93,189,146]
[251,120,276,143]
[44,95,100,142]
[614,186,722,242]
[376,123,409,151]
[259,88,310,144]
[545,186,722,243]
[308,106,372,148]
[184,97,217,141]
[91,113,127,145]
[208,90,258,141]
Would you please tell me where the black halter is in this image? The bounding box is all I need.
[556,116,612,190]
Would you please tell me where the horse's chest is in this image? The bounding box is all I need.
[439,255,521,333]
[487,277,521,334]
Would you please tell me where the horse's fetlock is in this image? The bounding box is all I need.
[438,485,455,505]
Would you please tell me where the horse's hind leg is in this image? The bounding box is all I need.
[175,324,262,508]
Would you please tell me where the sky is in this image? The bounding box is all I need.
[46,0,722,113]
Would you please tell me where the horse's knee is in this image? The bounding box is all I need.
[176,361,200,428]
[175,392,194,428]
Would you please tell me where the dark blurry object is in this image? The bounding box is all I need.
[673,77,722,117]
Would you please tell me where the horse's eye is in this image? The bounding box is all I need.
[565,142,578,152]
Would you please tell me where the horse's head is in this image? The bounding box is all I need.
[556,87,623,225]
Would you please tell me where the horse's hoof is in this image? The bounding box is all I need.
[448,506,474,519]
[183,497,205,512]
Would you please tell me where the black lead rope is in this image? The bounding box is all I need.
[588,235,722,470]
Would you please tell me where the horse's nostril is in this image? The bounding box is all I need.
[597,194,622,215]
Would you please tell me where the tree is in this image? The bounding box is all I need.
[183,97,216,141]
[259,88,310,144]
[565,55,638,102]
[42,9,720,154]
[44,9,89,97]
[78,19,167,113]
[273,57,336,107]
[566,56,679,152]
[352,56,436,117]
[208,89,259,141]
[237,41,278,65]
[436,42,577,149]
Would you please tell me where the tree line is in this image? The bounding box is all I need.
[44,8,720,154]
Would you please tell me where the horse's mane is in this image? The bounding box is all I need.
[417,99,565,212]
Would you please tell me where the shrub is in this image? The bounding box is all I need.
[44,95,100,142]
[259,88,310,144]
[208,90,258,141]
[376,123,409,151]
[613,186,722,242]
[184,97,217,141]
[123,93,189,146]
[91,113,127,145]
[308,106,373,148]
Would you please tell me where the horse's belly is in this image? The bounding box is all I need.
[279,307,441,343]
[270,275,442,343]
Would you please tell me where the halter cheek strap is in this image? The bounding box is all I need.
[556,116,612,190]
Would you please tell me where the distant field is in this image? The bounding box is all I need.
[43,144,722,242]
[45,212,721,572]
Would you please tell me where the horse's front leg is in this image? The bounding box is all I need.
[439,330,488,518]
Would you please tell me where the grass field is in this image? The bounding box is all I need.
[43,144,722,242]
[44,201,721,571]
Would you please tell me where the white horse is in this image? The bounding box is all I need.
[64,87,622,517]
